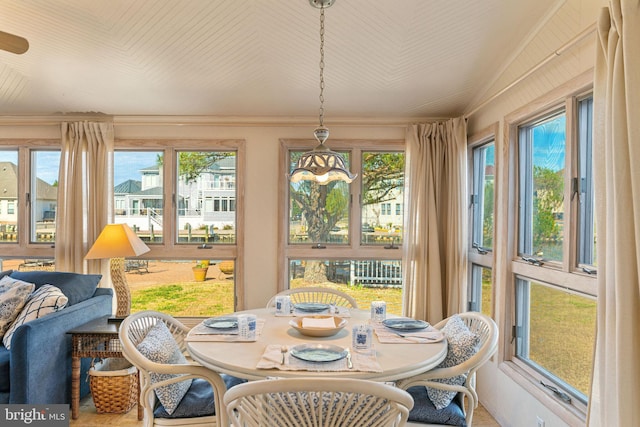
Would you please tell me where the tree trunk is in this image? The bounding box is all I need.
[303,260,327,283]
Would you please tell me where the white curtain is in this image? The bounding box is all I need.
[402,117,468,324]
[588,1,640,425]
[55,121,113,274]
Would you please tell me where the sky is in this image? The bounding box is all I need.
[114,151,160,185]
[532,114,566,171]
[0,150,160,186]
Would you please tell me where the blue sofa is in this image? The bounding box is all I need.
[0,270,113,404]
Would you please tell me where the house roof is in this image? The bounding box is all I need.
[0,161,57,200]
[114,179,142,194]
[0,162,18,199]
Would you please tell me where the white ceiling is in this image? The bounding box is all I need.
[0,0,561,119]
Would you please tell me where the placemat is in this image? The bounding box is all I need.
[372,322,444,344]
[256,344,381,372]
[186,318,266,342]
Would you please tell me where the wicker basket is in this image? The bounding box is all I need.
[89,358,138,414]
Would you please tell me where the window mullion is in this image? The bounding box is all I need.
[18,147,30,248]
[351,147,363,251]
[163,147,176,251]
[563,98,576,273]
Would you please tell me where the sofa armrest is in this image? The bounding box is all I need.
[9,289,113,404]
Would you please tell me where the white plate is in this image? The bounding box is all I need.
[203,317,238,329]
[289,344,347,363]
[382,318,429,331]
[294,302,330,313]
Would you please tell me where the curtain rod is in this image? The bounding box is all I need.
[464,22,597,118]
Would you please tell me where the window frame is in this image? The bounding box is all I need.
[0,139,60,260]
[499,76,596,422]
[467,125,498,316]
[115,139,246,309]
[278,138,404,293]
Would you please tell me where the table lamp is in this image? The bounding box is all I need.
[85,224,150,316]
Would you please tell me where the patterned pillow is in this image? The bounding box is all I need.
[427,315,480,410]
[3,285,68,349]
[136,321,192,415]
[0,277,35,337]
[0,275,28,294]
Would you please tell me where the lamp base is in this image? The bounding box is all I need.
[110,257,131,317]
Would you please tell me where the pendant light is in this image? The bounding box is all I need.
[288,0,357,185]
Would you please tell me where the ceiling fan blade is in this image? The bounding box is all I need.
[0,30,29,54]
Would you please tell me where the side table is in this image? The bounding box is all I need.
[68,316,142,420]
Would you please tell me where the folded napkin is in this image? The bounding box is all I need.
[301,316,336,329]
[372,323,444,344]
[256,344,381,373]
[186,318,266,342]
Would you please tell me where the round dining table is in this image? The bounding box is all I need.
[186,307,447,382]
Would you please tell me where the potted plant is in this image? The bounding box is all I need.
[192,262,209,282]
[218,260,234,276]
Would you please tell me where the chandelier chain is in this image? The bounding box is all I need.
[318,6,325,127]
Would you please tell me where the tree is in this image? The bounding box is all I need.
[158,152,232,183]
[533,165,564,253]
[361,153,404,205]
[482,179,494,247]
[290,152,404,283]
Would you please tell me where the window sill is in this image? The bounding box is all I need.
[499,360,587,426]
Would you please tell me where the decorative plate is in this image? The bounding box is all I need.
[382,318,430,331]
[288,316,348,337]
[203,317,238,329]
[293,302,331,313]
[289,344,348,363]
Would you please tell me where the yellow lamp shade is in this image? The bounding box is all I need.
[85,224,150,259]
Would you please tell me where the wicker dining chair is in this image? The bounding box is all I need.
[396,312,498,426]
[265,287,358,309]
[224,377,414,427]
[119,310,241,427]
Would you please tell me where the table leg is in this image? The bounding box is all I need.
[71,356,80,420]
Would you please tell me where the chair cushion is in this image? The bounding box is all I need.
[427,315,480,410]
[136,321,192,415]
[407,386,467,426]
[0,277,35,336]
[3,285,68,349]
[154,374,247,419]
[9,271,101,306]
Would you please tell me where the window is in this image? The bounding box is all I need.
[468,132,495,317]
[0,142,59,264]
[518,112,566,262]
[576,97,596,268]
[281,140,405,315]
[114,140,244,315]
[510,94,596,411]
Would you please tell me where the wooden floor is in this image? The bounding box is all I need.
[71,393,501,426]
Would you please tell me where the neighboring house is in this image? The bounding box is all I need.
[0,161,57,225]
[361,182,404,232]
[114,157,236,232]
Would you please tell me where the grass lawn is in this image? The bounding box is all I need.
[131,280,235,316]
[131,279,402,316]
